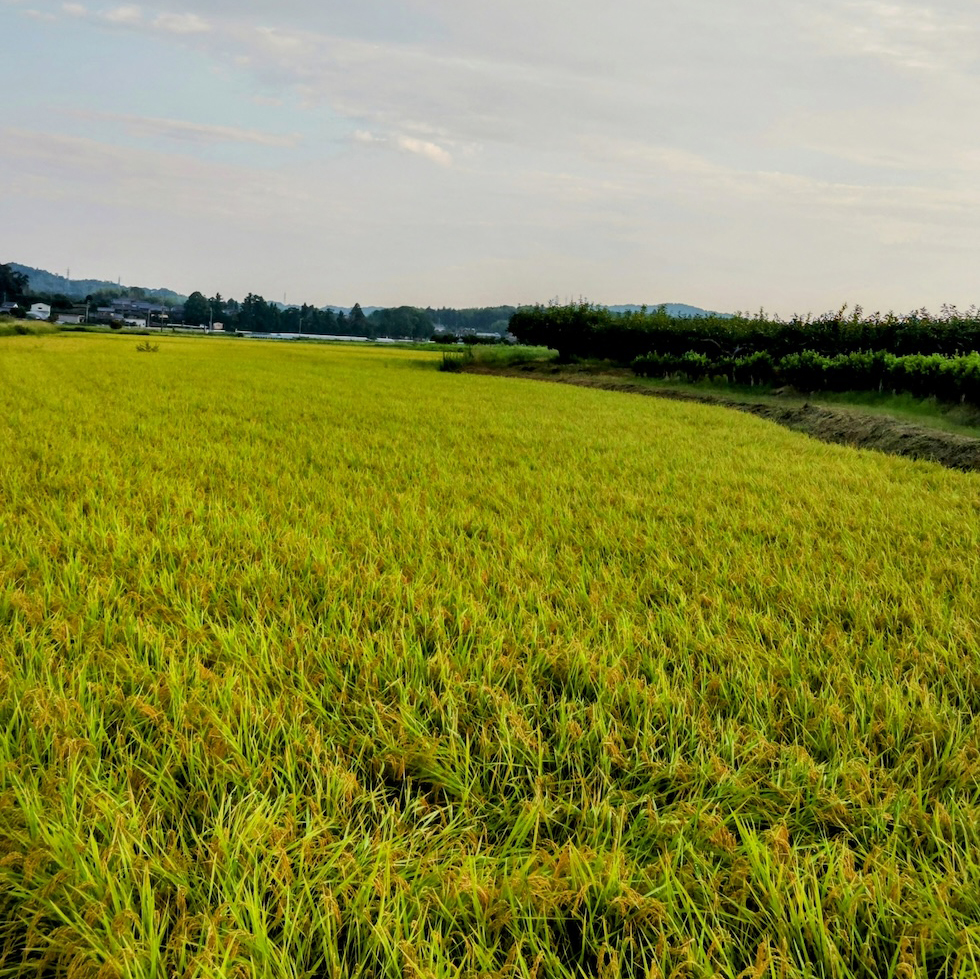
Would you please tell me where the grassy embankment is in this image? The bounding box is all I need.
[630,375,980,439]
[2,333,980,978]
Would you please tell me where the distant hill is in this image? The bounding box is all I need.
[321,305,383,316]
[5,264,728,321]
[605,303,731,318]
[9,263,187,302]
[265,303,385,316]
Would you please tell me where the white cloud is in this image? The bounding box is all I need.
[8,0,980,309]
[72,110,301,147]
[253,25,303,50]
[804,0,980,72]
[0,129,323,223]
[352,130,453,167]
[396,136,452,167]
[57,0,206,33]
[152,11,208,33]
[103,3,140,24]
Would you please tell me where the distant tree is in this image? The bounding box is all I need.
[431,306,515,335]
[350,303,367,334]
[222,298,241,329]
[239,293,279,332]
[84,289,124,307]
[184,291,211,326]
[370,306,434,340]
[296,303,334,335]
[0,263,28,301]
[209,293,225,324]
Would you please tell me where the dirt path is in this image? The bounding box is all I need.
[464,362,980,472]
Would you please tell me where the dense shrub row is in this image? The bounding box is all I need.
[633,348,980,404]
[509,302,980,362]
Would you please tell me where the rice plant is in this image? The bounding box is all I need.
[1,333,979,978]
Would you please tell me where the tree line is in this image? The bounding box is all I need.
[509,301,980,405]
[189,294,376,337]
[205,295,516,340]
[509,301,980,362]
[0,265,516,341]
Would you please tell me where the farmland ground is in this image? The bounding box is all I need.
[462,359,980,471]
[2,334,980,978]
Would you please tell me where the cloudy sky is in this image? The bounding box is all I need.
[3,0,980,312]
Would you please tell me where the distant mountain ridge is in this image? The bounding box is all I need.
[605,303,731,318]
[9,264,729,318]
[321,305,383,316]
[9,263,187,302]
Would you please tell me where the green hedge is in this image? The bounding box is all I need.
[509,302,980,363]
[633,349,980,405]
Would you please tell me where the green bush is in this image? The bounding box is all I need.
[634,347,980,406]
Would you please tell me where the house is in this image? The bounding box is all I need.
[111,299,166,317]
[0,301,20,316]
[27,303,51,320]
[56,306,87,325]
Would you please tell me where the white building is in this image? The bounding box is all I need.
[27,303,51,320]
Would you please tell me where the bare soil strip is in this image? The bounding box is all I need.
[465,362,980,472]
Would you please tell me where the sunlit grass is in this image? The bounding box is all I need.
[0,319,59,338]
[1,333,980,978]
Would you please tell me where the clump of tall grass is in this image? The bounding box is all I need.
[438,347,472,371]
[439,344,556,371]
[467,343,557,366]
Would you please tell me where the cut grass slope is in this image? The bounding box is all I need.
[1,335,979,978]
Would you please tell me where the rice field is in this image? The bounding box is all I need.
[2,333,980,979]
